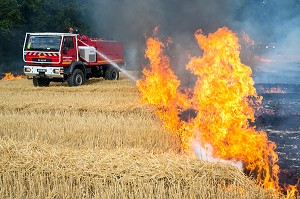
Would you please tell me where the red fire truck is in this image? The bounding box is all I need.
[23,31,125,86]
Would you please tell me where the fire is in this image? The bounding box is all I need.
[2,73,24,80]
[259,86,285,94]
[2,73,15,80]
[136,27,190,143]
[286,184,298,199]
[186,28,280,190]
[137,27,286,192]
[15,74,24,79]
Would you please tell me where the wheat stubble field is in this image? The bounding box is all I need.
[0,74,274,198]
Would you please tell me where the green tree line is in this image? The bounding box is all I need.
[0,0,91,72]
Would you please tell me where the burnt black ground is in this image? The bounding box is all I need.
[254,80,300,187]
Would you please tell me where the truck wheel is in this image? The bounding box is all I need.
[33,77,39,87]
[42,79,50,87]
[68,69,84,86]
[104,66,119,80]
[33,77,50,87]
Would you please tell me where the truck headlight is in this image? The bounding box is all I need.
[24,67,31,72]
[53,69,60,74]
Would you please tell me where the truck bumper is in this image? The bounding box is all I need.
[24,66,64,78]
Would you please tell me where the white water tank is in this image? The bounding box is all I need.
[79,46,96,62]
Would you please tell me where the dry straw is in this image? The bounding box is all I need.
[0,140,274,199]
[0,76,278,198]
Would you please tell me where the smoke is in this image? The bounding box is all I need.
[231,1,300,84]
[87,0,236,72]
[232,1,300,43]
[192,140,243,171]
[86,0,300,84]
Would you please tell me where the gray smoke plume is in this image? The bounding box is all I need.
[231,0,300,84]
[86,0,235,71]
[85,0,300,85]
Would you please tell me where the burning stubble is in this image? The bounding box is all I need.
[137,27,298,196]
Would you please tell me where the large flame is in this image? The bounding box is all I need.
[137,27,282,190]
[136,27,190,143]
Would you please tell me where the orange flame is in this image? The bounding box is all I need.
[136,28,190,138]
[286,184,298,199]
[15,75,24,79]
[187,28,280,190]
[2,73,15,80]
[137,27,286,192]
[2,73,24,80]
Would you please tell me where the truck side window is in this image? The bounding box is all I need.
[63,37,74,49]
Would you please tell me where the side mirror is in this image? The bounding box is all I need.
[62,47,67,54]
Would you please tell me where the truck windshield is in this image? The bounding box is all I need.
[25,35,62,51]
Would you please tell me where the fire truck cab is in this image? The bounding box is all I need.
[23,32,125,86]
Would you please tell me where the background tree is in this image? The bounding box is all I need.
[0,0,22,71]
[0,0,90,72]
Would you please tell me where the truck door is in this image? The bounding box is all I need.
[61,36,77,64]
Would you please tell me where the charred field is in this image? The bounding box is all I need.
[254,62,300,189]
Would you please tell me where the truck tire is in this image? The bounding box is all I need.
[104,66,119,80]
[67,69,84,86]
[33,77,50,87]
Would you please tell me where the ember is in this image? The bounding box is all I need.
[254,55,272,63]
[258,86,286,94]
[137,27,298,197]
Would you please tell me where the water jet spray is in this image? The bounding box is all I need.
[80,40,137,82]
